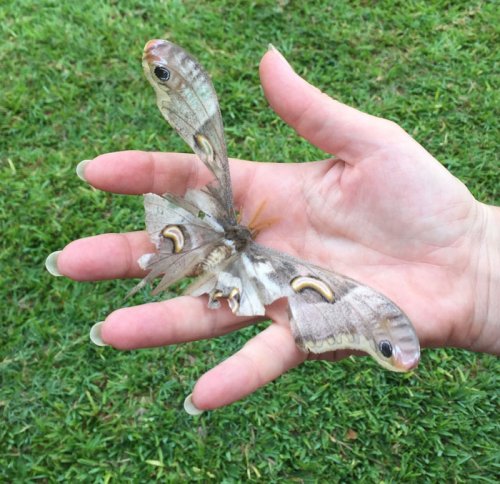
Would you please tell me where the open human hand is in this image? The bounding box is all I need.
[47,47,499,412]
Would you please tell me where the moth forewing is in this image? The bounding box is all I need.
[143,39,234,219]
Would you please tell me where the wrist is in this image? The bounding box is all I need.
[468,203,500,355]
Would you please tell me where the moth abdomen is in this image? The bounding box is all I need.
[194,244,233,275]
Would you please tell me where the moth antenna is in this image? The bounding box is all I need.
[250,217,280,237]
[246,200,279,237]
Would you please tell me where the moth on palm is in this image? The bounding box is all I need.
[135,39,420,372]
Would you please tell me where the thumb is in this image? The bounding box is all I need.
[259,46,402,164]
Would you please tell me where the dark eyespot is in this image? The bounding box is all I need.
[379,340,393,358]
[154,66,170,81]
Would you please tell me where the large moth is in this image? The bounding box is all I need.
[137,39,420,372]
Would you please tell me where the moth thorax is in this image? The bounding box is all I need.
[198,244,233,273]
[223,224,252,251]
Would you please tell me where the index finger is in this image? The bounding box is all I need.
[78,150,259,203]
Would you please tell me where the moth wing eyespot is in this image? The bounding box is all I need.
[378,340,393,358]
[154,66,171,81]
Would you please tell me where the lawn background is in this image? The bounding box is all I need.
[1,0,498,481]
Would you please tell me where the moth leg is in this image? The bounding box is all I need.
[208,290,223,309]
[207,287,241,314]
[227,287,241,314]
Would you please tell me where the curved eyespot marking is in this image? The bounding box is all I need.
[161,225,184,253]
[154,65,171,81]
[290,276,334,303]
[194,133,215,161]
[378,340,393,358]
[228,288,241,314]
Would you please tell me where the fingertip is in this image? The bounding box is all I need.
[259,47,324,133]
[191,324,304,410]
[82,151,154,193]
[258,47,394,162]
[259,44,295,91]
[79,151,213,196]
[53,232,150,282]
[189,364,243,411]
[101,307,139,350]
[53,239,96,281]
[261,43,289,64]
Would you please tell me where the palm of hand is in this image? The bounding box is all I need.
[246,141,477,352]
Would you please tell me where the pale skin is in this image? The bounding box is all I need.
[54,48,499,411]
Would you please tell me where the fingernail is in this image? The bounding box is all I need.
[90,322,108,347]
[183,393,204,416]
[267,44,292,69]
[45,251,62,276]
[76,159,91,181]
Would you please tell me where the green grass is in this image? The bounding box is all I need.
[1,0,499,481]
